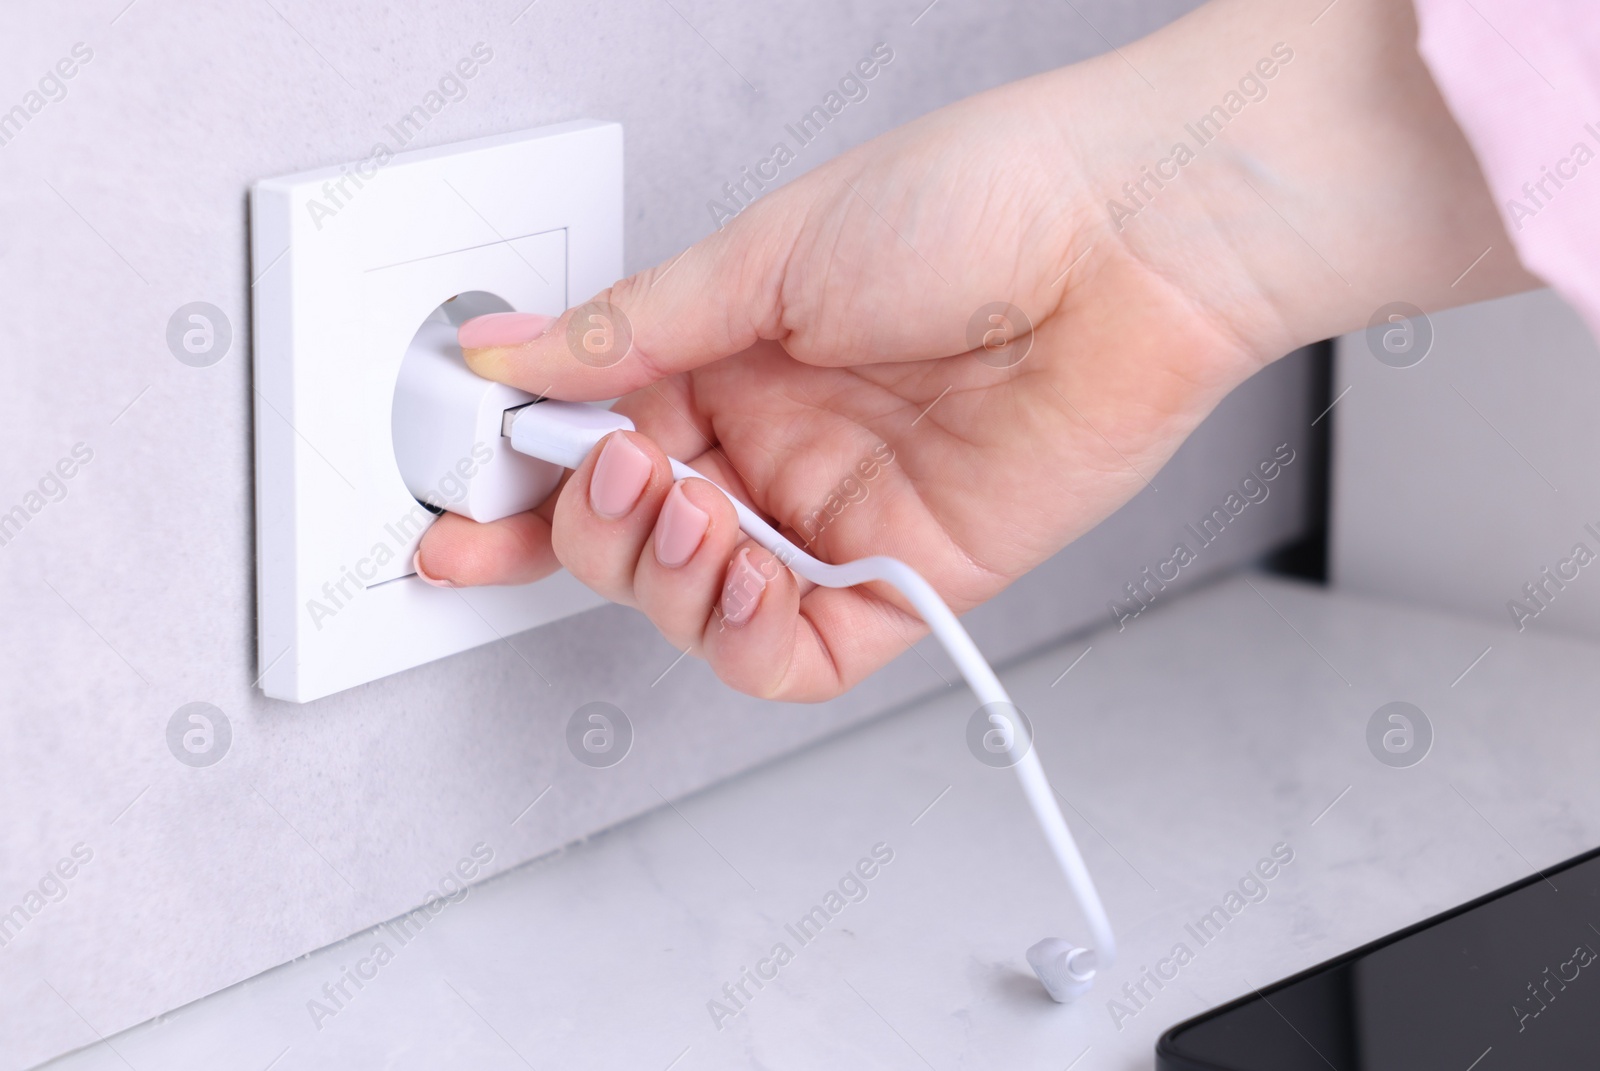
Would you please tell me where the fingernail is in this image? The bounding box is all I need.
[654,482,710,568]
[720,549,767,627]
[590,434,652,518]
[413,549,456,588]
[459,312,556,350]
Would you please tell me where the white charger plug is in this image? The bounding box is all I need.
[391,312,564,521]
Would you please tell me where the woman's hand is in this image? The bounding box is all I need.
[416,0,1534,701]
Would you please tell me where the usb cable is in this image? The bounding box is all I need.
[502,398,1116,1002]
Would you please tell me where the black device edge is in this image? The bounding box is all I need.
[1153,842,1600,1070]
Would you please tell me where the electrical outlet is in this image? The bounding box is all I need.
[250,121,622,702]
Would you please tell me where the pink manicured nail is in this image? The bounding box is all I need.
[413,550,456,588]
[720,549,767,627]
[458,312,556,349]
[654,482,710,568]
[589,434,652,518]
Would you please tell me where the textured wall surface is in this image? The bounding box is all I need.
[1332,288,1600,643]
[0,1,1321,1066]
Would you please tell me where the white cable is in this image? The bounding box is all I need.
[505,398,1117,1000]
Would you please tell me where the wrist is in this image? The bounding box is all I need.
[1066,0,1536,368]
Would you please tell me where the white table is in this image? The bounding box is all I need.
[40,574,1600,1070]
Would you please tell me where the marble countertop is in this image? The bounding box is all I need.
[39,574,1600,1070]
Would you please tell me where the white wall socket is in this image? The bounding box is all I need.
[250,121,622,702]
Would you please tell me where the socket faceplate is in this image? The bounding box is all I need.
[251,121,621,702]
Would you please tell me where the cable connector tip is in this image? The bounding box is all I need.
[501,401,537,438]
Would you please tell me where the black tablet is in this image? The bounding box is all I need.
[1156,844,1600,1070]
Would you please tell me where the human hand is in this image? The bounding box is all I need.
[416,0,1534,701]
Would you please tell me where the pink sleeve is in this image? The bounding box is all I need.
[1412,0,1600,337]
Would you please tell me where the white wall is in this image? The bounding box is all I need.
[1332,288,1600,644]
[0,1,1321,1066]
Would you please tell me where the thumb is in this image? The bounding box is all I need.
[459,210,790,401]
